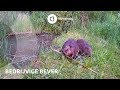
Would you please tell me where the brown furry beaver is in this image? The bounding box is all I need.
[62,39,79,59]
[76,39,92,57]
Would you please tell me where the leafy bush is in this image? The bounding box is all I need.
[30,11,75,34]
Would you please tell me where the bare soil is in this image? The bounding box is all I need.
[5,32,57,69]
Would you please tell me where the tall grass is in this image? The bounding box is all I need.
[0,11,17,26]
[88,13,120,48]
[11,13,34,33]
[0,22,11,69]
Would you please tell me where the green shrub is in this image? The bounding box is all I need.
[30,11,75,34]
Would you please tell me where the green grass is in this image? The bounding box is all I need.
[11,13,34,33]
[0,57,8,68]
[88,13,120,48]
[23,30,120,79]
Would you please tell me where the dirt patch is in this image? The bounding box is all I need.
[5,32,57,69]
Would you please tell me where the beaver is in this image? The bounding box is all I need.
[76,39,92,57]
[62,39,79,59]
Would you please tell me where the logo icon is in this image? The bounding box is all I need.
[47,14,57,24]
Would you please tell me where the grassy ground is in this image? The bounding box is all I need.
[23,30,120,79]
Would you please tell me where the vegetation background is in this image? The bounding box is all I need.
[0,11,120,79]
